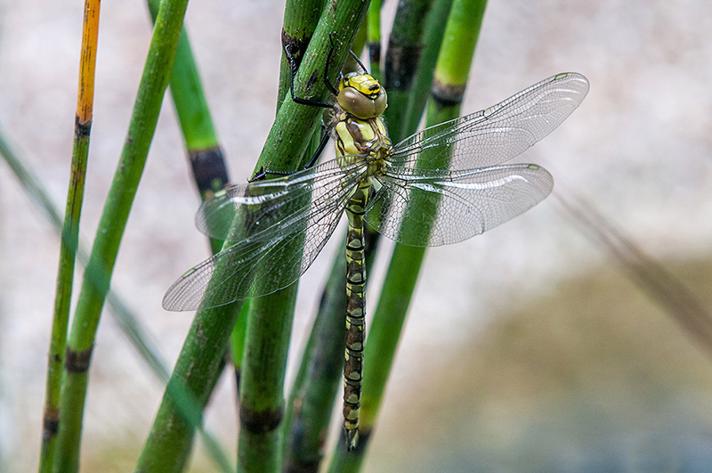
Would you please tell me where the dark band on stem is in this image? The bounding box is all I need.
[65,346,94,373]
[384,43,422,91]
[240,404,284,433]
[74,116,92,138]
[42,408,60,440]
[431,78,466,108]
[284,455,320,473]
[281,28,311,72]
[189,146,229,195]
[368,42,381,68]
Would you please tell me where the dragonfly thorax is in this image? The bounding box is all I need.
[334,112,391,172]
[336,72,388,120]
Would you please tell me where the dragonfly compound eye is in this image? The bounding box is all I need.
[337,87,388,119]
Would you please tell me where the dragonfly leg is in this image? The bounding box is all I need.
[284,31,340,108]
[348,48,368,73]
[249,166,292,182]
[249,124,329,182]
[303,122,332,169]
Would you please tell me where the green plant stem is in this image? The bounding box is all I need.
[327,1,487,471]
[230,0,322,413]
[39,2,100,471]
[403,0,454,132]
[278,0,325,108]
[283,240,348,472]
[366,0,382,77]
[136,3,368,472]
[234,1,324,471]
[230,302,251,393]
[383,0,433,142]
[237,4,369,472]
[51,1,192,471]
[284,1,441,469]
[0,134,171,382]
[280,22,370,472]
[0,129,233,472]
[146,0,229,204]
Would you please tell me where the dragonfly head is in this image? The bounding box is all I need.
[337,72,388,119]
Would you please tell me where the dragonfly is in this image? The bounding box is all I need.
[163,68,589,449]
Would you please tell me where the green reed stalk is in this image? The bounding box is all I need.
[383,0,433,142]
[228,0,323,409]
[136,3,368,472]
[278,0,325,108]
[366,0,382,77]
[283,2,440,470]
[148,1,247,419]
[280,20,368,472]
[403,0,454,132]
[150,3,238,469]
[234,1,324,471]
[38,2,100,471]
[147,0,230,210]
[51,1,192,471]
[0,128,233,472]
[0,132,168,385]
[327,1,487,471]
[238,4,369,471]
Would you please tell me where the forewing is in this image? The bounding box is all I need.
[367,164,553,247]
[164,160,366,311]
[388,72,589,171]
[197,159,356,240]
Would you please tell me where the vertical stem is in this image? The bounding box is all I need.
[278,0,325,108]
[237,3,370,471]
[366,0,382,77]
[327,1,487,471]
[235,1,324,471]
[39,1,101,472]
[284,1,446,469]
[137,3,368,472]
[0,131,232,472]
[146,0,230,206]
[403,0,454,133]
[231,0,322,412]
[52,1,192,471]
[383,0,433,142]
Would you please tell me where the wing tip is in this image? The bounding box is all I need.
[553,71,590,95]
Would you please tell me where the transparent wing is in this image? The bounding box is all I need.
[366,164,553,247]
[196,159,357,240]
[164,159,367,311]
[388,72,589,171]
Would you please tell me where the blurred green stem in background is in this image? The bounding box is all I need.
[366,0,382,77]
[39,1,101,471]
[383,0,433,143]
[327,0,488,471]
[403,0,455,133]
[0,131,233,472]
[51,0,193,471]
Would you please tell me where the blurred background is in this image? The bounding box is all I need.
[1,0,711,471]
